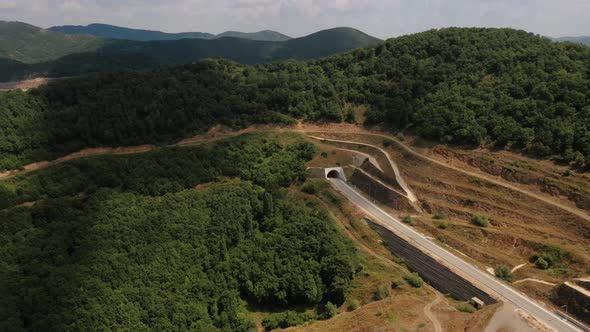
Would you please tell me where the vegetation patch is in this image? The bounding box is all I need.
[471,214,490,227]
[404,273,424,288]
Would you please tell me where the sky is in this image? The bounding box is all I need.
[0,0,589,39]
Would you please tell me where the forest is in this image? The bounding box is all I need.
[1,27,589,171]
[0,134,360,331]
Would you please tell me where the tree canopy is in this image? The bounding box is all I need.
[1,27,589,170]
[0,134,360,331]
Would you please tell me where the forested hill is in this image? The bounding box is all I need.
[0,21,107,63]
[0,25,379,81]
[49,23,291,42]
[554,36,590,46]
[0,27,589,171]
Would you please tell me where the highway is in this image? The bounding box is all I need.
[328,177,582,332]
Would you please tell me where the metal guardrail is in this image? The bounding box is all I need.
[556,311,590,332]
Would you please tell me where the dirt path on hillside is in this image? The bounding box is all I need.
[423,292,444,332]
[305,129,590,224]
[0,145,155,179]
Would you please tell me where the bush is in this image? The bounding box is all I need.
[404,273,424,288]
[437,221,448,229]
[433,211,447,220]
[471,214,489,227]
[301,180,328,195]
[535,257,549,269]
[495,265,513,282]
[324,301,338,319]
[383,139,393,147]
[391,278,406,288]
[321,152,328,158]
[347,299,359,311]
[375,284,390,300]
[262,311,316,331]
[530,245,570,269]
[402,216,415,225]
[457,302,477,313]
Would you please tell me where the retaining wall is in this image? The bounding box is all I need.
[368,220,496,304]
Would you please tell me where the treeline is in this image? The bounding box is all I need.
[1,28,589,169]
[0,134,360,330]
[0,133,315,209]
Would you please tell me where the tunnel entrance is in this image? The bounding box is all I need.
[327,170,340,179]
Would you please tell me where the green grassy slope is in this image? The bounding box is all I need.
[0,21,107,63]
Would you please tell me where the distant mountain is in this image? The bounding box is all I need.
[553,36,590,46]
[216,30,291,42]
[0,26,380,81]
[0,21,107,63]
[49,23,291,42]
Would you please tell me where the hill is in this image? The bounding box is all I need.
[0,21,107,63]
[49,23,291,42]
[0,26,380,80]
[554,36,590,46]
[216,30,291,42]
[0,132,360,330]
[1,28,588,171]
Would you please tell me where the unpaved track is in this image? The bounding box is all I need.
[307,130,590,224]
[423,292,443,332]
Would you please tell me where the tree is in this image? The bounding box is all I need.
[495,265,513,282]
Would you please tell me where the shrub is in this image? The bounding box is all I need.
[433,211,447,220]
[437,221,448,229]
[402,216,415,225]
[494,265,513,282]
[391,278,406,288]
[471,214,489,227]
[457,302,477,313]
[262,311,316,331]
[535,257,549,269]
[301,180,328,195]
[404,273,424,288]
[324,301,338,319]
[383,139,393,147]
[375,284,390,300]
[347,299,359,311]
[321,152,328,158]
[531,245,570,269]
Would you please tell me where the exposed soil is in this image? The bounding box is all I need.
[0,144,155,179]
[0,77,52,91]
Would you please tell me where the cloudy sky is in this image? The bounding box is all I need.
[1,0,588,38]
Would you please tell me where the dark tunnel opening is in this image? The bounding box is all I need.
[327,170,340,179]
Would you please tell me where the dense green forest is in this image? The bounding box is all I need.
[0,23,379,81]
[0,21,106,63]
[0,133,360,330]
[1,28,589,170]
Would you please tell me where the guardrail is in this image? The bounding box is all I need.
[556,311,590,332]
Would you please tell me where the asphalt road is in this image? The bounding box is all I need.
[329,178,582,332]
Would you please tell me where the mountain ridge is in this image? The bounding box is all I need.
[0,24,380,81]
[49,23,292,42]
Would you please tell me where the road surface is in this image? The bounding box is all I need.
[328,177,582,332]
[308,135,418,202]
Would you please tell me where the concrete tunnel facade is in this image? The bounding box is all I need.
[324,167,346,180]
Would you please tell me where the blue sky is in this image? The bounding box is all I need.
[1,0,589,38]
